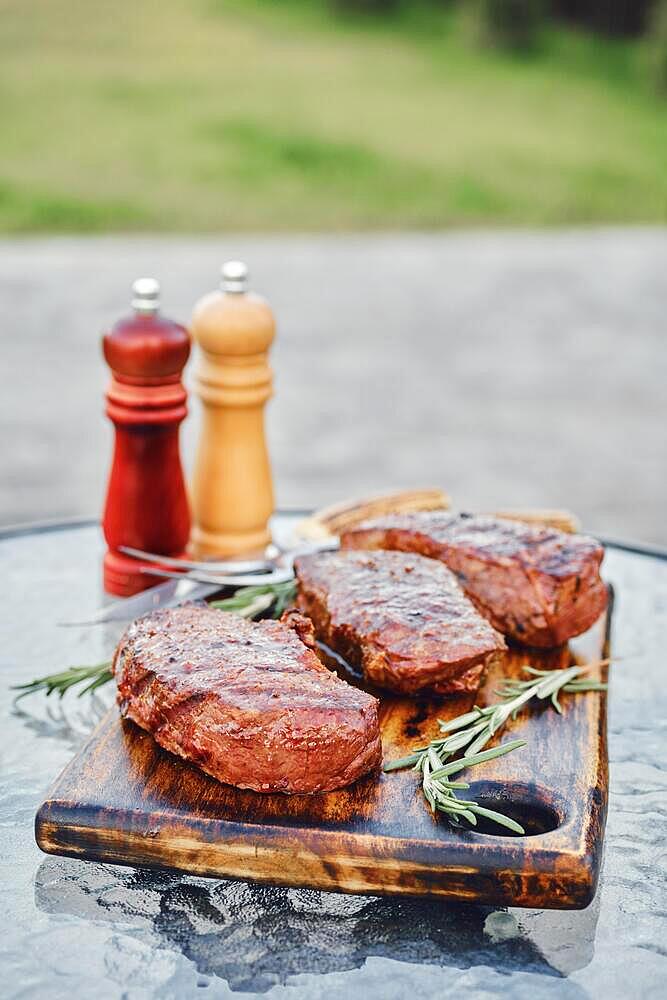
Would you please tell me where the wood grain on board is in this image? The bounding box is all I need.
[35,603,610,909]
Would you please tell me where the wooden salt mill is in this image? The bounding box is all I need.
[190,261,275,557]
[102,278,191,596]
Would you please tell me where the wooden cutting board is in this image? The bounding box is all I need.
[35,602,610,910]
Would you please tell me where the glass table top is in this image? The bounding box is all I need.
[1,516,665,999]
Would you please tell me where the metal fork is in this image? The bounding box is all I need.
[119,546,274,575]
[128,538,339,587]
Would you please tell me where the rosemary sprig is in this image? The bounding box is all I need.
[12,579,298,701]
[12,662,114,701]
[419,739,528,833]
[384,660,609,834]
[210,579,297,618]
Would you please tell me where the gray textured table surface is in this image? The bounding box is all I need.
[2,516,666,999]
[2,231,667,545]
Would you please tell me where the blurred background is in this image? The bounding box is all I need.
[1,1,666,543]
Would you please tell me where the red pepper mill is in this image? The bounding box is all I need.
[102,278,191,596]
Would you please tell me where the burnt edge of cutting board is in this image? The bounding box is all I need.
[35,592,612,909]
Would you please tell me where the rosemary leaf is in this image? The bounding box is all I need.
[469,804,525,835]
[563,680,608,692]
[440,721,489,754]
[464,728,494,756]
[382,753,421,772]
[437,708,485,734]
[77,670,115,698]
[429,738,527,779]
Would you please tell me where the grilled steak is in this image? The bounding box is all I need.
[341,512,607,648]
[112,604,382,794]
[294,550,505,695]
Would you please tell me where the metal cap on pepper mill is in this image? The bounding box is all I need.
[220,260,248,293]
[101,279,191,596]
[190,260,276,558]
[131,277,161,313]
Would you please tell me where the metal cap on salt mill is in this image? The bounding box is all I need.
[190,260,275,557]
[102,278,191,596]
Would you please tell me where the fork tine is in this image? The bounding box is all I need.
[139,566,295,587]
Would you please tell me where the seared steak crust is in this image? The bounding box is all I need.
[113,604,382,794]
[341,512,607,648]
[294,550,505,695]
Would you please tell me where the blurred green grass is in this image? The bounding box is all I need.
[0,0,665,231]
